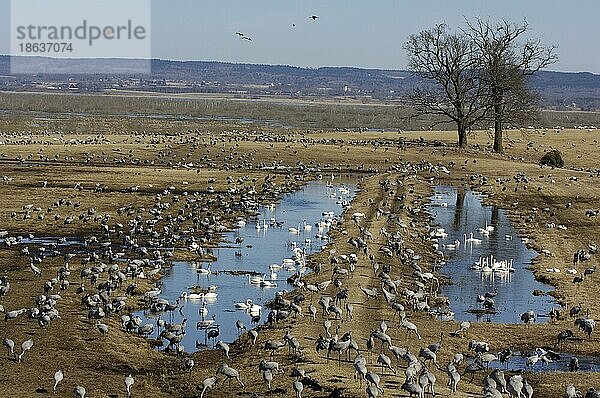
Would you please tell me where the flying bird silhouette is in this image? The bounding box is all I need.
[310,15,319,20]
[241,36,252,41]
[235,32,244,37]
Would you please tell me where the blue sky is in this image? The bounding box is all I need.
[2,0,600,73]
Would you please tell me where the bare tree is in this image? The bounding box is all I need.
[405,24,488,148]
[464,18,558,153]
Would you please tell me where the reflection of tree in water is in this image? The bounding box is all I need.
[491,206,500,227]
[487,206,500,289]
[453,188,465,229]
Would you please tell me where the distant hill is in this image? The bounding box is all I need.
[1,56,600,110]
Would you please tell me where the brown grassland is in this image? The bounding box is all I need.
[0,93,599,397]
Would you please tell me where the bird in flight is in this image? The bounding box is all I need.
[235,32,252,41]
[310,15,319,20]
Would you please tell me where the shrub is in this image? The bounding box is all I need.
[539,150,564,168]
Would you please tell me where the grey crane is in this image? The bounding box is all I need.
[371,330,392,350]
[263,340,285,357]
[507,374,524,398]
[73,386,86,398]
[359,285,378,299]
[401,319,422,340]
[249,330,258,345]
[418,347,440,369]
[5,308,25,321]
[468,340,489,354]
[401,376,423,398]
[308,304,317,321]
[97,321,109,335]
[345,303,353,320]
[483,376,497,390]
[523,380,533,398]
[216,364,244,388]
[428,333,443,353]
[53,369,64,392]
[446,363,460,393]
[585,388,600,398]
[124,373,134,397]
[387,344,407,363]
[379,320,388,334]
[365,371,384,394]
[556,329,574,348]
[216,340,230,359]
[328,338,351,364]
[490,369,507,393]
[184,357,194,376]
[235,320,246,336]
[323,320,332,337]
[18,338,33,362]
[327,304,343,320]
[353,355,368,384]
[565,385,581,398]
[483,386,502,398]
[569,356,580,372]
[419,367,436,396]
[199,376,217,398]
[262,369,273,390]
[478,352,498,368]
[376,352,395,374]
[291,367,305,380]
[450,321,471,337]
[520,310,535,324]
[366,384,380,398]
[293,380,304,398]
[2,337,15,359]
[259,359,284,374]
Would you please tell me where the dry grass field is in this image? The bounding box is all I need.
[0,93,599,397]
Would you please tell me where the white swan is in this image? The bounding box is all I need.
[248,274,263,285]
[443,240,461,250]
[288,225,300,234]
[260,280,277,288]
[303,220,312,231]
[235,299,253,310]
[180,291,204,300]
[203,292,218,300]
[197,263,212,275]
[282,258,295,266]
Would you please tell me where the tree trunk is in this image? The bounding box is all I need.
[493,118,503,153]
[458,122,468,148]
[492,91,503,153]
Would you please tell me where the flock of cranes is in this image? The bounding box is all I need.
[0,131,599,398]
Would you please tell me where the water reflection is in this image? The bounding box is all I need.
[486,351,600,373]
[136,177,357,351]
[428,186,557,324]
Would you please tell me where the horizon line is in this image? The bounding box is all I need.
[0,54,597,75]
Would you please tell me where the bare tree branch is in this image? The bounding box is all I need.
[404,24,488,148]
[463,17,558,152]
